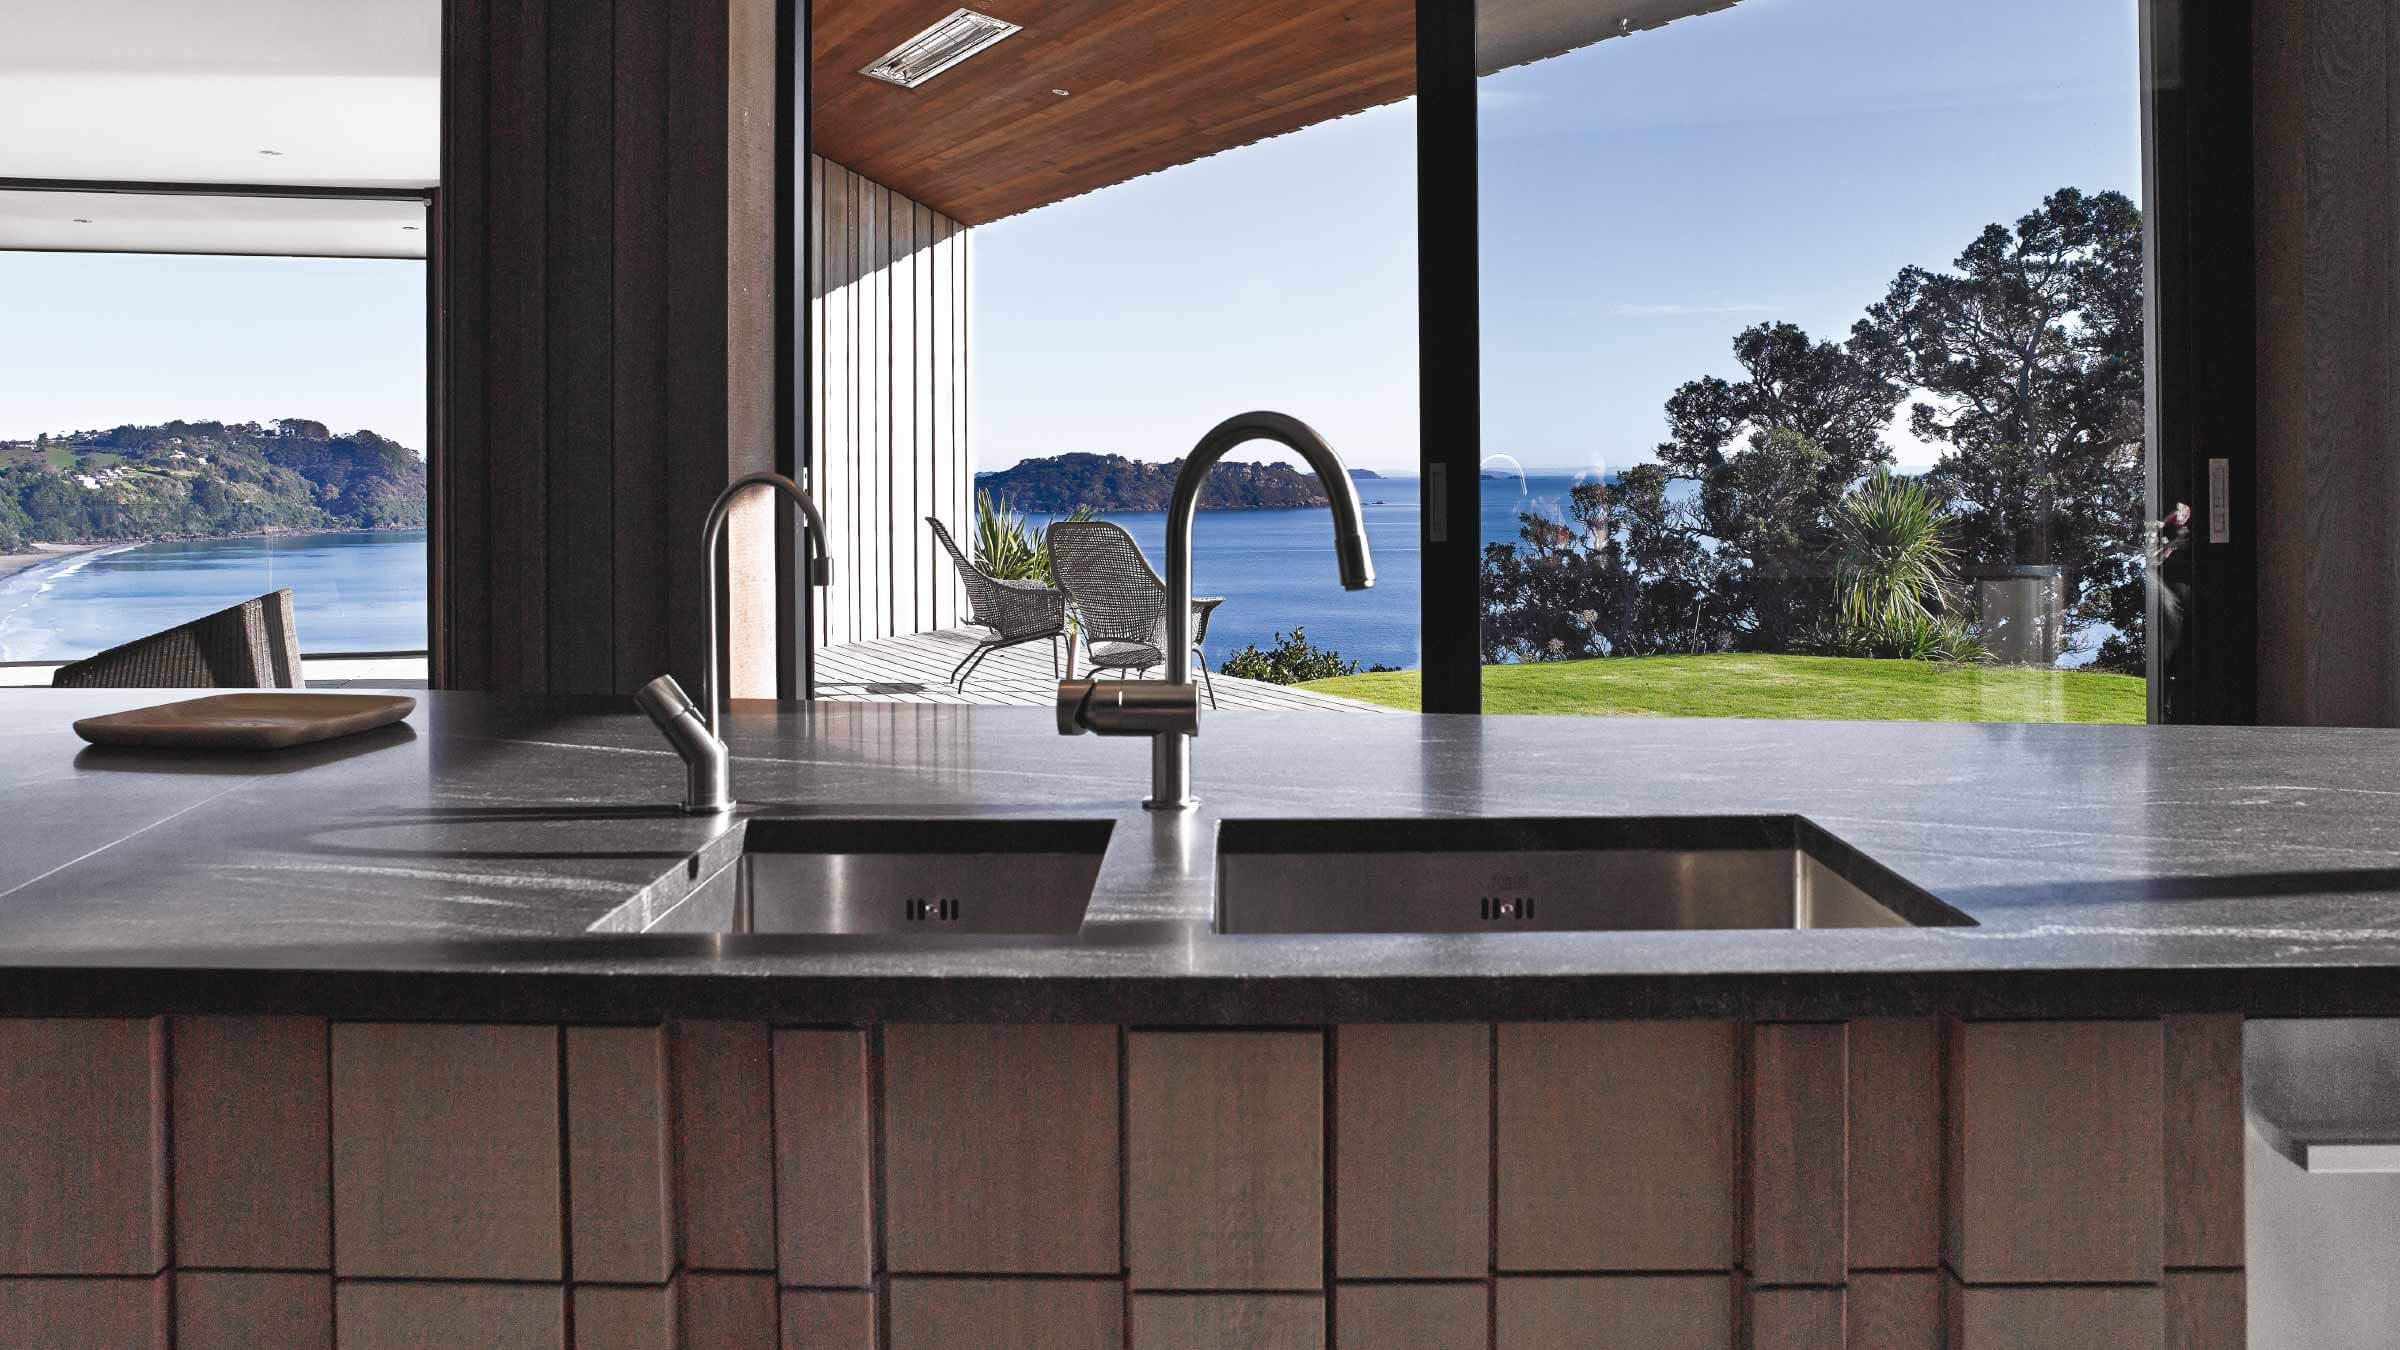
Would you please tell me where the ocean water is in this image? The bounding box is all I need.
[0,529,429,662]
[2,472,2107,671]
[1030,471,1600,671]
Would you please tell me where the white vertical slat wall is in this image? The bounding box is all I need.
[806,154,971,648]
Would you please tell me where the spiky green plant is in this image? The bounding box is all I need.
[1833,468,1960,634]
[972,489,1102,586]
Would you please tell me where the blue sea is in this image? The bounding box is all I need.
[1,474,2106,670]
[0,479,1582,670]
[0,529,430,662]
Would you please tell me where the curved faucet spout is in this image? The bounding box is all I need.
[1152,411,1376,808]
[702,472,832,743]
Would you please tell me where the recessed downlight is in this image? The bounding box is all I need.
[258,148,284,156]
[860,8,1021,89]
[72,218,92,224]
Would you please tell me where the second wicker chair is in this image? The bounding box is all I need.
[1045,519,1223,709]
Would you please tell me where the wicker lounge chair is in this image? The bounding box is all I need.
[1045,519,1223,710]
[51,588,304,689]
[927,517,1069,690]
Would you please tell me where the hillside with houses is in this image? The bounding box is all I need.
[0,418,425,553]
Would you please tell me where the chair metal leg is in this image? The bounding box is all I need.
[950,642,991,690]
[1196,650,1217,710]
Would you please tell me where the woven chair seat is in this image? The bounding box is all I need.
[925,516,1067,690]
[52,588,304,689]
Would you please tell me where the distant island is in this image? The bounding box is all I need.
[976,452,1356,512]
[1349,468,1382,481]
[0,419,426,554]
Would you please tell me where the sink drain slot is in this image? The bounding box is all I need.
[1479,896,1536,923]
[906,897,963,923]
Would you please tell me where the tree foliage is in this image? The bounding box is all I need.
[1480,186,2147,670]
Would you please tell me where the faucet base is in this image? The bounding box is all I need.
[682,801,736,816]
[1143,795,1197,812]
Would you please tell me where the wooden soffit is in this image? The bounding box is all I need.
[812,0,1737,226]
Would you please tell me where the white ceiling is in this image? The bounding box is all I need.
[0,190,427,258]
[0,0,438,191]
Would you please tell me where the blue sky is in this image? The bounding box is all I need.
[975,0,2142,473]
[0,254,427,450]
[0,0,2139,476]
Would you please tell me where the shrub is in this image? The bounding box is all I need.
[1220,627,1359,685]
[972,489,1097,586]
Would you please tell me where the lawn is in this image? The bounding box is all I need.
[1302,653,2146,723]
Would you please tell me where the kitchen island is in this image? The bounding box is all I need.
[4,689,2381,1348]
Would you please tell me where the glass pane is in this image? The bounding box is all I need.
[0,241,428,681]
[810,3,1419,712]
[1476,0,2147,723]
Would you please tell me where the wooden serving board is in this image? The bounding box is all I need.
[73,693,417,750]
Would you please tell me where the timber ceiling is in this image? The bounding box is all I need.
[812,0,1736,225]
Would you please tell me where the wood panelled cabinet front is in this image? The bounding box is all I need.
[1497,1021,1740,1272]
[1127,1030,1325,1291]
[0,1010,2255,1349]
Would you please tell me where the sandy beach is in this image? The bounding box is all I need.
[0,542,111,585]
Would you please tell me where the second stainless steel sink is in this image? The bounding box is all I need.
[1214,815,1970,934]
[738,818,1112,935]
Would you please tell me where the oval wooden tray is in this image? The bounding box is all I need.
[72,693,417,750]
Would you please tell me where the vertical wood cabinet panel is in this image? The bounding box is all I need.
[176,1272,331,1350]
[566,1026,675,1284]
[1747,1285,1843,1350]
[1497,1021,1738,1272]
[336,1281,566,1350]
[882,1024,1119,1274]
[1846,1018,1942,1270]
[887,1277,1123,1350]
[330,1022,562,1281]
[2163,1014,2246,1269]
[680,1273,779,1347]
[1127,1031,1324,1291]
[1131,1293,1324,1350]
[772,1029,875,1286]
[1747,1023,1848,1284]
[0,1276,167,1350]
[171,1016,329,1271]
[1845,1273,1941,1350]
[782,1288,877,1350]
[0,1018,166,1275]
[1334,1283,1488,1350]
[1944,1282,2164,1350]
[1495,1275,1735,1350]
[572,1284,673,1350]
[2165,1270,2245,1350]
[672,1021,776,1272]
[1334,1024,1490,1279]
[1946,1020,2165,1284]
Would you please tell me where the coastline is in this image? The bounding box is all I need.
[0,542,113,586]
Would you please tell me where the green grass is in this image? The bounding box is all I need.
[1302,653,2146,723]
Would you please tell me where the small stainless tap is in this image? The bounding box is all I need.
[637,472,832,814]
[1056,411,1374,809]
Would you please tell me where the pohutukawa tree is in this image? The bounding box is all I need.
[1651,323,1905,651]
[1852,187,2147,667]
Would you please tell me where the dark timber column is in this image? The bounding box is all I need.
[2253,0,2400,725]
[438,0,780,696]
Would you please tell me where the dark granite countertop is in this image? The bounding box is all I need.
[5,688,2400,1022]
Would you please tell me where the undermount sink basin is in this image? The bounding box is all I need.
[1213,816,1971,934]
[736,818,1112,935]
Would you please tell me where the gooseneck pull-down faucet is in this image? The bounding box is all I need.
[1057,411,1375,809]
[636,472,832,815]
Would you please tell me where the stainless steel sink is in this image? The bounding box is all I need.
[1214,816,1970,934]
[737,818,1112,935]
